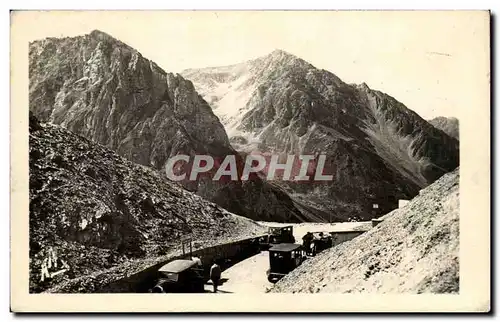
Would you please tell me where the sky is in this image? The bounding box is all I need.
[15,10,489,119]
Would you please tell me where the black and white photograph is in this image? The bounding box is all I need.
[9,9,490,312]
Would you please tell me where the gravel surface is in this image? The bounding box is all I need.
[270,168,459,293]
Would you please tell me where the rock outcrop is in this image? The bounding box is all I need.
[182,50,460,221]
[270,168,459,293]
[29,112,265,293]
[429,116,459,140]
[29,31,304,223]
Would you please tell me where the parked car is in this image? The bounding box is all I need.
[260,226,296,249]
[309,232,333,256]
[152,259,205,293]
[266,243,306,283]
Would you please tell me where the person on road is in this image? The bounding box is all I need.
[310,240,317,256]
[210,261,221,293]
[302,232,313,255]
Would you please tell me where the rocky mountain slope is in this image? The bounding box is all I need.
[429,116,459,140]
[182,50,460,221]
[29,30,304,223]
[29,112,265,293]
[270,168,459,293]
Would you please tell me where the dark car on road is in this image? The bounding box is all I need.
[309,232,333,256]
[260,226,296,249]
[266,243,306,283]
[152,259,205,293]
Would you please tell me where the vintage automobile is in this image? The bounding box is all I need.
[266,243,306,283]
[152,259,205,293]
[309,232,333,256]
[260,226,296,249]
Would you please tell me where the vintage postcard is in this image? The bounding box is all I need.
[10,10,490,312]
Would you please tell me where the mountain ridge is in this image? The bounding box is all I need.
[429,116,459,140]
[29,30,306,223]
[182,50,460,221]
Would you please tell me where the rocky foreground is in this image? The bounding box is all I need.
[270,168,459,293]
[29,113,265,293]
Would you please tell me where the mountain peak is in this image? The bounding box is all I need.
[87,29,126,46]
[269,49,294,56]
[89,29,114,39]
[428,116,459,140]
[357,82,371,90]
[266,49,300,61]
[256,49,314,71]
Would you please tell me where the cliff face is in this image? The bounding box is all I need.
[182,50,460,221]
[270,169,460,294]
[29,31,304,223]
[29,113,265,293]
[30,30,231,162]
[429,116,459,140]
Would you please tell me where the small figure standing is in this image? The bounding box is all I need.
[302,232,313,255]
[310,240,317,256]
[209,261,221,293]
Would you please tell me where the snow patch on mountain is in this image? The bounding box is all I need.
[183,64,260,150]
[182,49,314,149]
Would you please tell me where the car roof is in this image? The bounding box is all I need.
[269,243,302,252]
[158,259,196,273]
